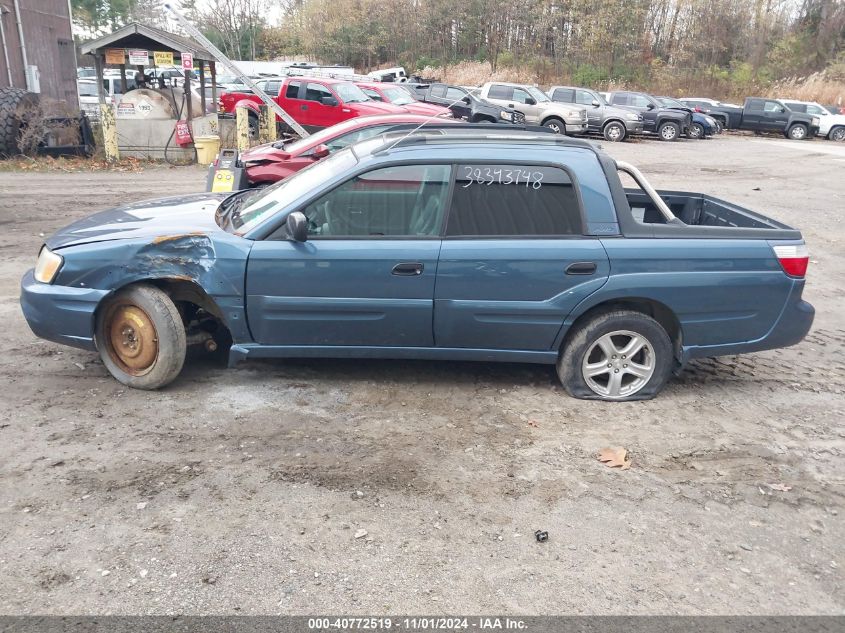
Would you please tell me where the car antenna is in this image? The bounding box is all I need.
[383,83,490,152]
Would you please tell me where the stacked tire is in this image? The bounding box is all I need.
[0,88,39,156]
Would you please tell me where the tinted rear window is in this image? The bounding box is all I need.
[487,84,513,100]
[446,165,582,237]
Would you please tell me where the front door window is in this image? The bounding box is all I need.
[301,164,451,237]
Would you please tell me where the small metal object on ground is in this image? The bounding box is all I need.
[535,530,548,542]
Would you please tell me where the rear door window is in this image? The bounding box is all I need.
[446,165,583,237]
[487,84,513,100]
[285,81,302,99]
[552,88,574,102]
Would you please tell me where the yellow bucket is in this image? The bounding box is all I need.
[194,135,221,165]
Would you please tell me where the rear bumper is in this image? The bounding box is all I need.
[681,282,814,362]
[20,269,107,352]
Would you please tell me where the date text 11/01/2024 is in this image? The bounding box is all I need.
[306,617,528,630]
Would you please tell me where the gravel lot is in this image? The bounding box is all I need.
[0,134,842,615]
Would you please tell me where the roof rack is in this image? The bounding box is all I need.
[371,129,600,154]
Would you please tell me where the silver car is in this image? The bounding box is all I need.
[548,86,644,142]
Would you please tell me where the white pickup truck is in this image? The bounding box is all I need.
[477,82,588,135]
[780,99,845,141]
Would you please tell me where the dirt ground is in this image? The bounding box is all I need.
[0,134,842,615]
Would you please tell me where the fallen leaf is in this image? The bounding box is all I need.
[598,447,631,470]
[767,483,792,492]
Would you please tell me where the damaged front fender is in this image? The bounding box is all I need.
[52,232,254,344]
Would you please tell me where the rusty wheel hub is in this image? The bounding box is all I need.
[106,304,158,375]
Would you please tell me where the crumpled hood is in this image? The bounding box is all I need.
[46,192,229,250]
[240,142,289,163]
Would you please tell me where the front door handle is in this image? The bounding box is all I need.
[392,262,424,276]
[566,261,597,275]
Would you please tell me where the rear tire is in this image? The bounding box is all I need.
[96,284,186,390]
[829,126,845,142]
[787,123,808,140]
[602,121,627,142]
[0,88,39,156]
[542,117,566,134]
[557,310,674,401]
[657,121,680,141]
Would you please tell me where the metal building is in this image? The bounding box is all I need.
[0,0,77,106]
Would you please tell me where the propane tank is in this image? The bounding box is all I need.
[116,87,203,120]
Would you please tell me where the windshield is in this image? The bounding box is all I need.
[382,87,415,105]
[230,149,359,233]
[526,86,550,103]
[335,83,370,103]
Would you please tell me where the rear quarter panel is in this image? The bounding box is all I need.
[578,238,794,347]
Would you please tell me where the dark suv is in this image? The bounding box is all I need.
[405,83,524,124]
[607,91,691,141]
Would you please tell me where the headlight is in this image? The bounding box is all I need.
[499,110,513,121]
[624,112,638,121]
[34,246,63,284]
[812,117,820,126]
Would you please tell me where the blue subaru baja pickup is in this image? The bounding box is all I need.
[21,131,813,401]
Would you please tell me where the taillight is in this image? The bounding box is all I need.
[773,243,809,278]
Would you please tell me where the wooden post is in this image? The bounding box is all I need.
[95,54,119,162]
[119,64,127,93]
[258,104,274,143]
[236,105,250,151]
[210,61,217,113]
[199,62,207,114]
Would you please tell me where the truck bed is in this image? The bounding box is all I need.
[623,188,800,239]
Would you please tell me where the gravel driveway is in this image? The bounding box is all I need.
[0,134,842,614]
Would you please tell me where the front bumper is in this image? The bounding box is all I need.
[568,121,589,134]
[624,121,645,134]
[20,269,108,352]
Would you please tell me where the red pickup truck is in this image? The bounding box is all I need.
[218,76,407,132]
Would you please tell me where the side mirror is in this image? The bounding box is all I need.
[592,99,600,107]
[286,211,308,242]
[525,97,536,105]
[646,103,655,110]
[461,96,470,104]
[311,144,330,159]
[321,95,338,106]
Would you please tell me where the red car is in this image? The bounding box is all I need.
[218,76,407,132]
[239,114,461,187]
[355,81,451,117]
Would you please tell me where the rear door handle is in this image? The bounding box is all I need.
[392,262,424,276]
[565,261,597,275]
[300,104,308,110]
